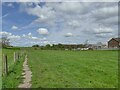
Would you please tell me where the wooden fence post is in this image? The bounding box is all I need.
[14,52,16,63]
[3,54,8,75]
[15,52,18,61]
[18,52,20,61]
[18,52,20,60]
[20,52,22,58]
[2,54,4,76]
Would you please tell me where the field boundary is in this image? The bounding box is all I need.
[2,51,24,76]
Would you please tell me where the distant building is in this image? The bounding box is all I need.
[108,38,120,48]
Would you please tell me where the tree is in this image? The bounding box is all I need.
[32,44,39,47]
[1,36,10,48]
[58,43,64,49]
[45,44,51,49]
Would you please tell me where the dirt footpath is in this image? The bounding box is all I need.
[18,55,32,88]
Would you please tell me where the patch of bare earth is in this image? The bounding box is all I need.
[18,55,32,88]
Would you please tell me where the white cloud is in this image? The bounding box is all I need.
[31,36,38,40]
[54,2,92,15]
[64,32,73,37]
[22,34,26,37]
[0,31,12,36]
[28,32,32,36]
[95,33,114,38]
[0,31,21,43]
[91,6,118,20]
[22,33,39,40]
[67,20,80,28]
[2,0,120,2]
[18,0,40,2]
[26,5,56,24]
[8,35,20,39]
[43,41,50,44]
[97,16,118,25]
[11,25,18,30]
[93,27,113,34]
[37,28,49,35]
[7,3,14,7]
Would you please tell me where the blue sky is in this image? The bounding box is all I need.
[1,1,118,46]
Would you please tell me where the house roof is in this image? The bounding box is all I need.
[112,38,120,42]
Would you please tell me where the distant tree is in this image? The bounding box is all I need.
[52,44,55,48]
[1,36,10,48]
[45,44,51,49]
[78,44,86,48]
[51,44,57,50]
[58,43,64,49]
[32,44,39,47]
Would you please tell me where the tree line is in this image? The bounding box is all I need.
[32,43,87,50]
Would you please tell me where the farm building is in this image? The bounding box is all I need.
[108,38,120,48]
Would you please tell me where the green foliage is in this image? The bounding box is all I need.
[2,59,24,88]
[32,44,39,47]
[1,37,10,48]
[2,49,24,88]
[28,50,118,88]
[6,47,20,50]
[46,44,51,48]
[31,44,87,50]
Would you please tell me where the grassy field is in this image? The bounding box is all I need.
[1,48,118,88]
[27,50,118,88]
[2,48,24,88]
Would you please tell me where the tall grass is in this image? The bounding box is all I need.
[2,49,24,88]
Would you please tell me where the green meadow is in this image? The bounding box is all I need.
[27,50,118,88]
[1,48,118,88]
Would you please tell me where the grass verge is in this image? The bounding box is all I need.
[2,57,24,88]
[2,48,25,88]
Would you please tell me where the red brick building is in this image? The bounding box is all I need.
[108,38,120,48]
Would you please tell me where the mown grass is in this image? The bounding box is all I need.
[2,48,24,88]
[28,50,118,88]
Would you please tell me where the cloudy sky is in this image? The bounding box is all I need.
[0,1,119,46]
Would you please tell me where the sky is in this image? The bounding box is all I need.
[0,1,119,46]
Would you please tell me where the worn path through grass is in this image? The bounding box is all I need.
[18,55,32,88]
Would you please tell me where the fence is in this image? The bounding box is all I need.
[2,51,26,76]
